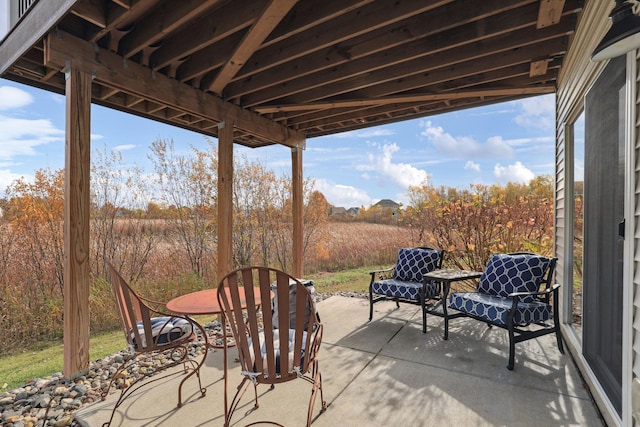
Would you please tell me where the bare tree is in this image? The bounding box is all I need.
[149,138,218,278]
[91,145,161,282]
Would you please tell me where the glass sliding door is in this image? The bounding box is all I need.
[583,54,625,415]
[570,111,585,337]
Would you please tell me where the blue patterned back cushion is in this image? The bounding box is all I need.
[478,254,551,302]
[393,248,440,282]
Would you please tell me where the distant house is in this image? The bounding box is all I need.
[374,199,399,210]
[347,207,360,216]
[329,206,347,217]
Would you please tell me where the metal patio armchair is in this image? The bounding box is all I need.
[217,266,327,427]
[103,262,208,426]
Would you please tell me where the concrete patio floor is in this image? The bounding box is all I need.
[75,295,604,426]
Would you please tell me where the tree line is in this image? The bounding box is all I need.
[0,137,555,351]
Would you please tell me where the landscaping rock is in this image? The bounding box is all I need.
[0,292,352,426]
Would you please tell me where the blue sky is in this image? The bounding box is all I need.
[0,78,555,208]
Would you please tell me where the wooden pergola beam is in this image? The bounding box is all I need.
[255,86,556,113]
[44,30,305,148]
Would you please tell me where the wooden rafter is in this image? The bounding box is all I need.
[44,30,304,147]
[2,0,583,144]
[207,0,299,95]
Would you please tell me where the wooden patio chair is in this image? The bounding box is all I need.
[217,266,327,427]
[103,262,208,426]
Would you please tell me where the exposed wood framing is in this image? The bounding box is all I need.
[0,0,77,75]
[537,0,566,29]
[208,0,299,95]
[255,87,555,113]
[44,31,304,148]
[530,58,550,77]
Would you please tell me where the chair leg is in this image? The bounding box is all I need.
[176,355,207,408]
[552,299,565,354]
[507,323,516,370]
[306,360,326,427]
[443,303,449,340]
[369,286,374,321]
[555,324,565,354]
[421,294,427,333]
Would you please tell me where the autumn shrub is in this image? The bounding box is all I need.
[404,176,554,271]
[0,142,556,354]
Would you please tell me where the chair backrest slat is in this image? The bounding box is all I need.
[108,263,145,351]
[107,262,172,353]
[218,266,321,384]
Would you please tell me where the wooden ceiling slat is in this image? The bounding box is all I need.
[44,30,304,147]
[287,65,560,128]
[175,31,246,83]
[178,0,371,84]
[89,0,161,44]
[227,0,455,85]
[233,3,546,104]
[148,0,269,71]
[208,0,299,95]
[354,39,566,100]
[119,0,222,58]
[241,16,574,107]
[2,0,583,147]
[71,0,107,28]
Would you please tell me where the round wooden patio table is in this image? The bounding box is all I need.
[166,287,264,348]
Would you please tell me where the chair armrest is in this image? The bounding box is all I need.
[307,322,324,363]
[369,267,394,282]
[138,294,169,312]
[508,283,560,299]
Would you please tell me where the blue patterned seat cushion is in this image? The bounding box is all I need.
[131,317,193,349]
[371,279,440,301]
[393,248,441,282]
[449,292,552,325]
[247,329,307,374]
[478,254,551,303]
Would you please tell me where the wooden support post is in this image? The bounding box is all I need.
[63,67,91,379]
[291,146,303,278]
[217,120,234,281]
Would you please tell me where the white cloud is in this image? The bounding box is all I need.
[513,94,555,130]
[313,178,372,207]
[357,143,430,189]
[421,121,514,158]
[0,115,64,160]
[494,161,535,183]
[114,144,135,151]
[464,160,480,172]
[0,86,33,110]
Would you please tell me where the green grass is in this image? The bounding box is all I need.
[0,331,126,391]
[305,264,385,294]
[0,266,381,391]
